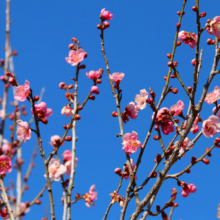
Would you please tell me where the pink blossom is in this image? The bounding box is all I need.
[181,184,196,198]
[86,70,101,80]
[14,80,30,102]
[65,49,86,66]
[109,72,124,84]
[170,100,184,116]
[49,135,63,147]
[202,115,220,138]
[91,86,99,94]
[153,108,174,135]
[206,16,220,38]
[101,8,113,20]
[2,139,15,154]
[16,119,32,142]
[122,131,141,155]
[174,137,192,157]
[213,106,220,118]
[191,113,200,134]
[83,185,98,208]
[19,202,30,214]
[47,158,67,181]
[64,158,79,176]
[178,30,197,49]
[62,150,72,161]
[123,159,137,180]
[125,102,139,120]
[0,155,12,174]
[204,86,220,104]
[161,121,174,135]
[135,89,149,110]
[31,102,52,119]
[61,106,73,117]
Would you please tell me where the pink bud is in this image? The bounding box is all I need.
[103,22,110,28]
[91,86,99,94]
[188,184,196,193]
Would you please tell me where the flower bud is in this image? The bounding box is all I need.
[168,61,173,67]
[150,91,156,98]
[0,59,4,66]
[147,98,153,104]
[78,106,83,111]
[166,53,172,59]
[112,111,118,117]
[103,21,110,28]
[173,61,178,67]
[191,156,197,164]
[150,171,157,178]
[65,136,72,141]
[171,88,178,94]
[69,43,76,50]
[9,77,16,86]
[185,169,191,173]
[75,193,80,199]
[114,168,122,176]
[79,64,86,69]
[72,37,77,43]
[176,41,181,46]
[59,82,66,89]
[187,86,192,93]
[153,135,159,140]
[68,84,73,89]
[207,38,212,45]
[35,200,41,205]
[176,23,181,29]
[97,24,102,30]
[202,158,210,165]
[96,79,102,84]
[200,12,206,18]
[41,118,48,124]
[156,205,160,211]
[12,50,18,56]
[89,95,95,100]
[74,114,81,120]
[5,71,11,77]
[34,95,39,102]
[192,6,198,12]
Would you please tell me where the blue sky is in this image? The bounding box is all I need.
[0,0,220,219]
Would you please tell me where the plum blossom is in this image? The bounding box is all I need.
[178,30,197,49]
[31,102,52,119]
[170,100,184,116]
[181,184,196,198]
[122,131,141,155]
[62,150,72,161]
[14,80,30,102]
[135,89,148,110]
[125,102,139,120]
[123,159,137,180]
[2,139,15,154]
[153,108,174,135]
[47,158,67,181]
[204,86,220,104]
[213,106,220,118]
[64,158,78,176]
[49,135,64,147]
[61,106,73,117]
[101,8,113,20]
[109,72,124,84]
[206,16,220,38]
[174,137,192,157]
[16,120,31,142]
[0,155,12,174]
[202,115,220,138]
[65,49,86,66]
[86,70,101,80]
[83,185,97,208]
[191,113,200,134]
[18,202,30,215]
